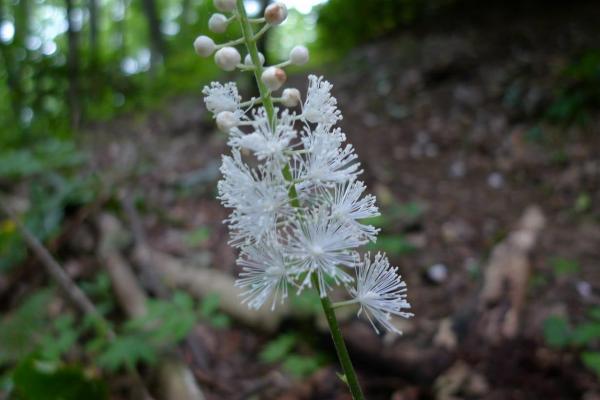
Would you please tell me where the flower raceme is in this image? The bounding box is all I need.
[196,0,412,335]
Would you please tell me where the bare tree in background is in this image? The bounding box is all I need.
[0,0,29,130]
[88,0,100,68]
[65,0,81,129]
[141,0,166,67]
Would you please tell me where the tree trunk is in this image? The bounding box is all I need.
[65,0,81,129]
[140,0,165,67]
[88,0,100,68]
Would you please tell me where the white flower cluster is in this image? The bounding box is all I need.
[196,0,412,334]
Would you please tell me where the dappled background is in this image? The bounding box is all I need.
[1,0,600,399]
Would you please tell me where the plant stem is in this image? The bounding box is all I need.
[235,0,275,127]
[235,3,365,398]
[312,275,365,400]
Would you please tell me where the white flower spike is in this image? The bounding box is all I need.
[195,2,412,340]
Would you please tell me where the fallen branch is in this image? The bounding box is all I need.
[0,196,104,325]
[98,213,206,400]
[0,196,154,400]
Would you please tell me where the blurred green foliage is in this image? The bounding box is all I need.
[12,356,107,400]
[317,0,456,54]
[546,50,600,125]
[0,0,227,149]
[259,332,327,378]
[543,307,600,377]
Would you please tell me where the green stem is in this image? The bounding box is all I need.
[235,0,275,127]
[312,275,365,400]
[235,3,365,398]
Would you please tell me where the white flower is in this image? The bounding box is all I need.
[350,253,413,334]
[289,45,309,65]
[228,108,296,162]
[208,13,229,33]
[261,67,287,91]
[202,82,242,116]
[218,151,292,245]
[288,209,366,297]
[213,0,236,13]
[215,46,241,71]
[216,111,239,131]
[235,237,292,310]
[264,2,287,25]
[244,52,265,66]
[303,75,342,125]
[194,35,216,57]
[322,181,380,242]
[281,88,301,107]
[295,125,362,189]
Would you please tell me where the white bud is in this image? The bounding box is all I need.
[264,2,287,25]
[194,35,216,57]
[208,13,228,33]
[261,67,286,91]
[289,45,309,65]
[213,0,236,12]
[214,46,241,71]
[216,111,238,131]
[244,52,265,66]
[281,88,301,107]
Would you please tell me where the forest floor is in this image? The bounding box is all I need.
[79,4,600,399]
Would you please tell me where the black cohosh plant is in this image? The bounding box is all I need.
[194,1,413,398]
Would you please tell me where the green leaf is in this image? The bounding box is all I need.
[282,355,321,378]
[96,335,157,371]
[183,227,211,247]
[290,290,322,315]
[543,316,571,348]
[588,307,600,321]
[549,257,580,276]
[12,356,107,400]
[366,235,416,256]
[200,293,222,317]
[209,314,231,329]
[336,372,348,385]
[40,315,81,361]
[0,289,54,364]
[582,351,600,377]
[259,334,297,364]
[571,323,600,346]
[574,193,591,213]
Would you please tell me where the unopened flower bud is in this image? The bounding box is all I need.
[289,45,309,65]
[261,67,286,91]
[216,111,238,131]
[213,0,236,12]
[209,13,228,33]
[194,35,216,57]
[215,46,241,71]
[244,52,265,66]
[264,2,287,25]
[281,88,301,107]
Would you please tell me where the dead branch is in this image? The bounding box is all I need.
[0,196,104,325]
[98,213,206,400]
